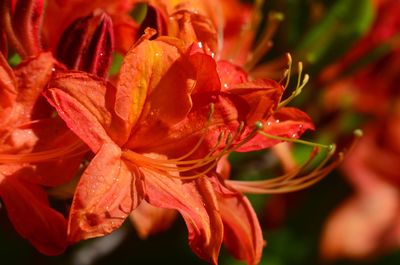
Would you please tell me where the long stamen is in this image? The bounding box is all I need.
[278,61,310,108]
[228,130,362,194]
[0,139,88,163]
[244,11,284,71]
[282,53,292,89]
[121,121,259,180]
[168,103,215,162]
[258,130,333,150]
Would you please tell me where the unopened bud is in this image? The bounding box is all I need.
[56,10,114,78]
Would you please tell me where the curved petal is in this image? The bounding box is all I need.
[116,38,192,130]
[15,52,57,119]
[168,10,218,53]
[226,78,284,124]
[189,52,221,94]
[236,107,315,152]
[0,169,67,255]
[144,169,223,264]
[214,181,264,265]
[45,72,126,152]
[68,143,142,242]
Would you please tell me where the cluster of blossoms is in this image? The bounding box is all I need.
[0,0,344,264]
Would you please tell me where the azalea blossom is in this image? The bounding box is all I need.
[0,0,343,263]
[0,52,84,255]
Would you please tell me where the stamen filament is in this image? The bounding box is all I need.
[284,53,292,89]
[244,11,284,71]
[0,140,88,163]
[258,130,333,150]
[167,103,215,162]
[278,61,309,108]
[227,129,364,195]
[228,152,343,194]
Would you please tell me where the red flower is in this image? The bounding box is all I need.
[0,52,84,255]
[45,34,315,264]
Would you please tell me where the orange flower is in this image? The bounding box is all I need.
[45,33,317,264]
[0,52,84,255]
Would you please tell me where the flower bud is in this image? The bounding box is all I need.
[56,10,114,78]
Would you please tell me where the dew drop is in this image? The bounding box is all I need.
[267,121,271,126]
[197,42,203,49]
[223,83,228,88]
[275,119,280,123]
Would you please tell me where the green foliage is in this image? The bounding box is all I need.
[295,0,374,70]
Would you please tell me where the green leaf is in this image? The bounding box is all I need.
[295,0,375,69]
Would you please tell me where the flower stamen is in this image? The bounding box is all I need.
[227,129,362,194]
[0,139,88,164]
[278,60,310,108]
[244,11,284,71]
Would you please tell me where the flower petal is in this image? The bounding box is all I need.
[236,107,315,152]
[116,38,192,129]
[212,178,264,265]
[168,9,218,53]
[129,200,177,239]
[45,71,127,152]
[14,52,57,120]
[68,143,142,243]
[0,53,17,126]
[144,170,223,264]
[0,168,67,255]
[226,79,284,124]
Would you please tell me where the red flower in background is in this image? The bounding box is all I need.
[320,0,400,260]
[0,52,83,255]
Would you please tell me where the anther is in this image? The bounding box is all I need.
[353,129,363,137]
[254,121,263,130]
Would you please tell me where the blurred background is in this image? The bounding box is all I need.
[1,0,400,264]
